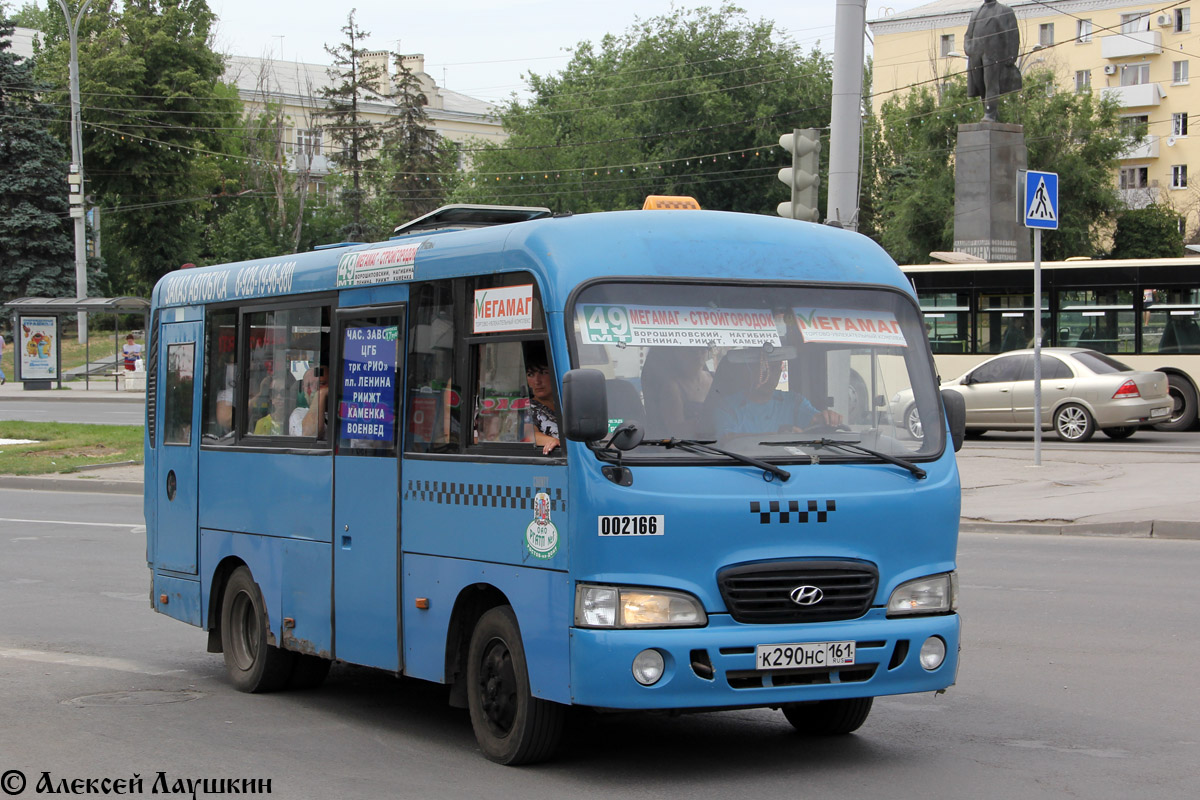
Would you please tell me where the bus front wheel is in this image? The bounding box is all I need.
[220,566,296,693]
[466,606,565,765]
[782,697,873,735]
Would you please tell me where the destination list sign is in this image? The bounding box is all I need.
[339,325,398,442]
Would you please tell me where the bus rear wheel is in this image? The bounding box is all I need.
[782,697,873,735]
[220,566,296,693]
[1154,374,1198,432]
[466,606,565,765]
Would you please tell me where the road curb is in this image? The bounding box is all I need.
[0,475,143,495]
[960,519,1200,538]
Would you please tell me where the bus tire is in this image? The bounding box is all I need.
[220,566,296,693]
[1154,374,1198,432]
[782,697,873,735]
[1101,426,1137,440]
[1053,404,1095,442]
[466,606,565,765]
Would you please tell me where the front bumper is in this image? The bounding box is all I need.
[568,608,959,709]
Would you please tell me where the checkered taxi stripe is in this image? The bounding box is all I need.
[405,480,565,511]
[750,499,836,524]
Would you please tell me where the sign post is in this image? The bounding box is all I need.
[1024,170,1059,466]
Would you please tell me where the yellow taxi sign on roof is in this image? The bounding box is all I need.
[643,195,701,210]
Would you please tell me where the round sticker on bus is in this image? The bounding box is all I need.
[526,491,559,559]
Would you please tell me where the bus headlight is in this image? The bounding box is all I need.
[575,584,707,628]
[887,572,958,617]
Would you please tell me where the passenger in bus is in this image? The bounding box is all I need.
[524,343,560,454]
[707,348,841,436]
[641,346,712,439]
[253,380,291,435]
[289,366,327,437]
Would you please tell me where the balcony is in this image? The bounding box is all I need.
[1101,30,1163,59]
[1119,187,1162,209]
[1102,82,1165,108]
[1120,135,1160,160]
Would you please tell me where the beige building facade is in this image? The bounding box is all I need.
[223,51,507,199]
[870,0,1199,238]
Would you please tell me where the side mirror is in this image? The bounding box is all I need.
[562,368,609,443]
[941,389,966,452]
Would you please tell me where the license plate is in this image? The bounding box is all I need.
[1151,407,1170,418]
[755,641,855,670]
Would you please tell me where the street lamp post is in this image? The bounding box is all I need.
[56,0,93,345]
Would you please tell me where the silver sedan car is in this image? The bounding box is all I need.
[900,348,1171,442]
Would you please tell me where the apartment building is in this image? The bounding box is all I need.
[869,1,1198,238]
[224,51,507,200]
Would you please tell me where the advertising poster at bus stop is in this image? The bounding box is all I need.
[18,315,58,381]
[339,324,398,444]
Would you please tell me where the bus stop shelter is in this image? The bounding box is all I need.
[3,296,151,390]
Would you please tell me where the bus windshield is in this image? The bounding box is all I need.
[571,282,945,461]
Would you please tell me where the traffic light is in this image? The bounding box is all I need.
[777,128,821,222]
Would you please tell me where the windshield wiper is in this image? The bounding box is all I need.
[763,438,926,480]
[640,438,791,482]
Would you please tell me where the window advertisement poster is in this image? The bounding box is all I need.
[19,315,59,380]
[339,325,398,442]
[793,308,908,347]
[473,284,534,333]
[580,304,782,348]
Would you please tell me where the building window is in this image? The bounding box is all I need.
[1039,23,1055,47]
[1176,8,1191,33]
[1172,165,1188,189]
[1180,218,1188,236]
[1173,113,1189,136]
[1120,63,1151,86]
[1121,12,1150,33]
[296,129,323,158]
[1075,70,1091,92]
[1174,60,1189,84]
[1121,115,1149,139]
[1120,166,1149,189]
[940,34,955,57]
[1077,19,1093,42]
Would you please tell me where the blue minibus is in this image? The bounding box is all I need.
[144,204,965,764]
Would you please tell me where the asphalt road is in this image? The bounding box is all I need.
[0,399,145,426]
[0,487,1197,798]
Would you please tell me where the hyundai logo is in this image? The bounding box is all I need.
[789,585,824,605]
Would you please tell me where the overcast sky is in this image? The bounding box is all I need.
[208,0,932,104]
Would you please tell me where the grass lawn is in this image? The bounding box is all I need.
[0,421,143,475]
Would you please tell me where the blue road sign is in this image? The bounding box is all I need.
[1025,170,1058,230]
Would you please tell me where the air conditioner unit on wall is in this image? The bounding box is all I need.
[1157,14,1171,27]
[1104,64,1117,75]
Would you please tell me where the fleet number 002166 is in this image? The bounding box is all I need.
[598,515,665,536]
[755,641,855,670]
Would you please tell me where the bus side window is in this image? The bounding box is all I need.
[407,281,459,453]
[242,305,330,441]
[202,309,238,443]
[472,339,559,453]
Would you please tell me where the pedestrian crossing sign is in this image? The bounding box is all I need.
[1024,170,1058,230]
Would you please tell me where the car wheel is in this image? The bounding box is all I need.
[467,606,565,765]
[904,405,923,440]
[1101,426,1137,440]
[782,697,873,735]
[1153,374,1198,432]
[220,566,296,693]
[1054,403,1095,442]
[847,370,870,424]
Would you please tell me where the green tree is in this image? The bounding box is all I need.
[454,4,833,214]
[320,9,386,242]
[870,70,1125,263]
[1110,204,1184,259]
[367,53,455,233]
[31,0,240,294]
[0,15,74,303]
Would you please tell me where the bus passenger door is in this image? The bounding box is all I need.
[332,306,405,671]
[154,321,203,574]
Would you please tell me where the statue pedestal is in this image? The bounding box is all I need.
[953,121,1030,262]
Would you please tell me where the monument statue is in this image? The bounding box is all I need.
[964,0,1023,122]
